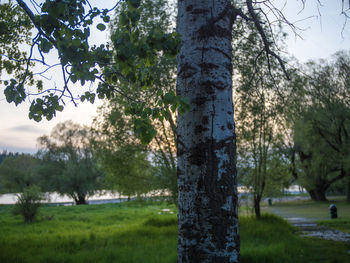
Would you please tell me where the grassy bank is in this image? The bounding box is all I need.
[264,197,350,233]
[0,202,349,263]
[240,215,350,263]
[264,198,350,220]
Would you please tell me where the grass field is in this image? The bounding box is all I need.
[0,201,349,263]
[264,198,350,220]
[264,197,350,233]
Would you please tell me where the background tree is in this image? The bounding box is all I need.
[294,102,350,201]
[37,121,103,205]
[92,103,156,199]
[0,154,40,193]
[288,51,350,201]
[233,20,292,217]
[92,0,178,202]
[0,153,44,222]
[0,150,19,165]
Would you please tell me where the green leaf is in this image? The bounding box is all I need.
[72,38,81,47]
[36,80,43,92]
[128,0,141,9]
[70,75,78,83]
[163,91,176,104]
[133,118,157,144]
[56,105,64,112]
[40,38,53,53]
[96,23,106,31]
[171,104,177,112]
[156,89,163,97]
[103,15,110,23]
[119,12,129,26]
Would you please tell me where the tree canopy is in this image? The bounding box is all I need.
[290,51,350,201]
[0,154,40,193]
[37,121,103,204]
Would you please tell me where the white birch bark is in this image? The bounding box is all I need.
[177,1,239,262]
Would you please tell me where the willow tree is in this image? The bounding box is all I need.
[37,121,103,205]
[291,51,350,201]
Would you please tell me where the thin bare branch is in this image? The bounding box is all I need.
[29,0,40,14]
[246,0,290,80]
[19,33,39,89]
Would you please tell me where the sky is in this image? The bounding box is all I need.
[0,0,349,154]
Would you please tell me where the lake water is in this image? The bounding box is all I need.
[0,186,305,205]
[0,191,128,205]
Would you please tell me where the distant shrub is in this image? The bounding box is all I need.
[12,185,44,223]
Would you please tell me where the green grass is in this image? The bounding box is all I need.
[318,219,350,233]
[240,215,350,263]
[264,198,350,220]
[0,202,178,263]
[264,196,350,235]
[0,202,349,263]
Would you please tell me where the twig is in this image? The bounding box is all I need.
[246,0,290,80]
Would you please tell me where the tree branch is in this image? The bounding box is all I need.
[15,0,56,46]
[246,0,290,80]
[325,168,347,190]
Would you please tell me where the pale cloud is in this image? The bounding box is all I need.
[9,125,46,134]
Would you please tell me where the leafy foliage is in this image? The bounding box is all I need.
[37,121,103,204]
[0,150,19,165]
[1,0,112,119]
[100,0,185,144]
[104,146,155,198]
[293,102,350,199]
[1,0,187,142]
[0,152,44,222]
[0,0,33,85]
[0,154,40,193]
[290,51,350,200]
[92,0,177,201]
[92,102,156,198]
[233,20,292,216]
[12,185,44,223]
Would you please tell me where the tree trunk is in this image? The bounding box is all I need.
[177,1,239,262]
[308,188,327,201]
[253,196,261,218]
[75,195,87,205]
[347,176,350,202]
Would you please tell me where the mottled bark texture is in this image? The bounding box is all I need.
[177,1,239,262]
[347,176,350,202]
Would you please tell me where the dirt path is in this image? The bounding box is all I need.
[268,207,350,242]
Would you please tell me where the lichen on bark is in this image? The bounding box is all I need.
[176,0,239,262]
